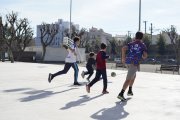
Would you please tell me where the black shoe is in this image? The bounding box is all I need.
[48,73,53,83]
[86,78,90,82]
[127,91,133,96]
[102,90,109,94]
[117,94,126,101]
[74,82,81,86]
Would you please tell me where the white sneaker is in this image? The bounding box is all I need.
[81,71,85,78]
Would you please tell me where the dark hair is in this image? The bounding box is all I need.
[73,36,80,42]
[101,43,107,49]
[89,52,95,57]
[135,32,143,39]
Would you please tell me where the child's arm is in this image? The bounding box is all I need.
[142,43,148,60]
[142,51,148,60]
[101,51,109,59]
[122,45,128,64]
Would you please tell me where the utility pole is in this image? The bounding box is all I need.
[138,0,141,31]
[143,21,147,34]
[69,0,72,39]
[150,23,153,43]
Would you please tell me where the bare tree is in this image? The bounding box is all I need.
[1,11,34,62]
[77,28,88,47]
[157,33,166,56]
[0,17,6,61]
[1,12,18,62]
[15,18,33,60]
[108,38,117,59]
[166,25,180,65]
[39,23,59,61]
[3,12,18,62]
[64,25,87,48]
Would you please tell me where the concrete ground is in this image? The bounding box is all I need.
[0,62,180,120]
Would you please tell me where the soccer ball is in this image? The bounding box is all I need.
[111,72,116,77]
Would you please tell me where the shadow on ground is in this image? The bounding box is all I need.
[60,94,103,110]
[3,85,79,102]
[90,98,131,120]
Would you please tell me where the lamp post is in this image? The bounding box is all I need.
[69,0,72,39]
[138,0,141,31]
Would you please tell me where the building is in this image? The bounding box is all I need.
[151,32,172,45]
[114,34,128,46]
[88,27,112,44]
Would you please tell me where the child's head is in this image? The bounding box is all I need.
[100,43,107,51]
[89,52,95,58]
[73,36,80,46]
[135,32,143,40]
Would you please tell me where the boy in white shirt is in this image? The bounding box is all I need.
[48,36,81,85]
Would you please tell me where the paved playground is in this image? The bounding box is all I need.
[0,62,180,120]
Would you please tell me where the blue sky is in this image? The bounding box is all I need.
[1,0,180,36]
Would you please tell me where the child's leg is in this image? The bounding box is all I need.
[101,69,107,92]
[84,71,90,75]
[118,64,137,99]
[87,68,94,80]
[88,70,101,87]
[129,74,136,87]
[127,73,136,96]
[72,62,79,83]
[123,65,137,90]
[84,66,91,75]
[52,63,71,78]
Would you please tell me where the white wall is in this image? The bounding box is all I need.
[44,47,67,61]
[25,46,86,62]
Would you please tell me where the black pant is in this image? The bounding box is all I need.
[53,62,79,83]
[84,66,94,79]
[88,69,107,91]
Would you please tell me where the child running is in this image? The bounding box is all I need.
[117,32,148,101]
[86,43,110,94]
[81,52,96,82]
[48,36,81,86]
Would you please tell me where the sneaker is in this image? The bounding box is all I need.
[86,84,90,93]
[117,95,126,101]
[48,73,52,83]
[73,82,81,86]
[81,71,85,78]
[127,91,133,96]
[102,90,109,94]
[86,78,90,82]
